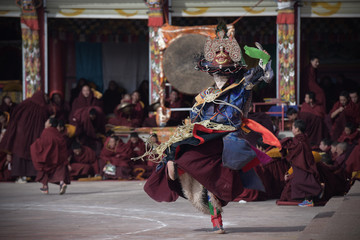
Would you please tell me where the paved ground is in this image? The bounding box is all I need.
[0,180,359,240]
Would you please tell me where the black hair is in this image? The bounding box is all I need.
[294,119,306,133]
[306,91,316,102]
[321,138,332,147]
[339,90,349,98]
[110,135,119,141]
[345,122,356,133]
[89,108,97,116]
[71,141,82,150]
[0,110,4,117]
[105,130,114,137]
[286,108,298,116]
[349,89,359,95]
[58,119,65,128]
[321,153,333,165]
[130,132,139,138]
[331,141,338,147]
[310,55,319,61]
[256,138,270,150]
[49,117,59,128]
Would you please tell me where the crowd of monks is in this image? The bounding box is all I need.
[0,75,359,204]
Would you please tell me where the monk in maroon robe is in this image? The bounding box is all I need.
[126,132,153,179]
[69,85,102,122]
[0,96,16,116]
[279,119,322,207]
[30,118,70,194]
[131,91,145,124]
[300,57,326,112]
[329,91,358,141]
[49,92,70,123]
[70,141,99,179]
[299,92,328,146]
[70,106,105,153]
[108,102,141,128]
[349,90,360,124]
[346,142,360,182]
[0,91,49,181]
[100,136,133,179]
[337,122,360,145]
[165,89,188,126]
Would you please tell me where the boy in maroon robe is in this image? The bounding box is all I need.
[70,141,99,179]
[126,132,153,179]
[100,135,133,179]
[165,89,188,126]
[49,91,70,123]
[337,122,360,145]
[329,91,358,141]
[30,118,70,194]
[349,90,360,124]
[0,91,49,183]
[300,56,326,112]
[280,119,322,207]
[71,106,105,154]
[69,84,102,122]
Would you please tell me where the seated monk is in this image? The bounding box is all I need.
[299,92,328,146]
[131,91,145,124]
[100,135,133,180]
[49,92,70,123]
[70,141,99,179]
[165,89,188,126]
[70,106,105,154]
[108,102,141,128]
[142,102,160,127]
[329,91,358,141]
[30,118,70,194]
[337,122,360,145]
[126,132,153,179]
[69,84,102,122]
[346,141,360,183]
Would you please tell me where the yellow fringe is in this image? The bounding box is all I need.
[132,120,236,163]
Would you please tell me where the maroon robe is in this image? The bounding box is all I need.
[329,101,358,141]
[144,138,245,204]
[49,101,70,123]
[71,106,105,151]
[337,130,360,145]
[299,103,328,146]
[346,143,360,177]
[280,134,322,200]
[100,138,133,179]
[132,101,145,123]
[165,99,187,126]
[69,90,102,122]
[30,127,70,185]
[0,91,49,177]
[301,65,326,112]
[108,104,142,128]
[70,145,99,178]
[125,137,153,179]
[0,96,16,115]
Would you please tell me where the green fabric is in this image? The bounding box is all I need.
[208,201,214,215]
[244,45,270,65]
